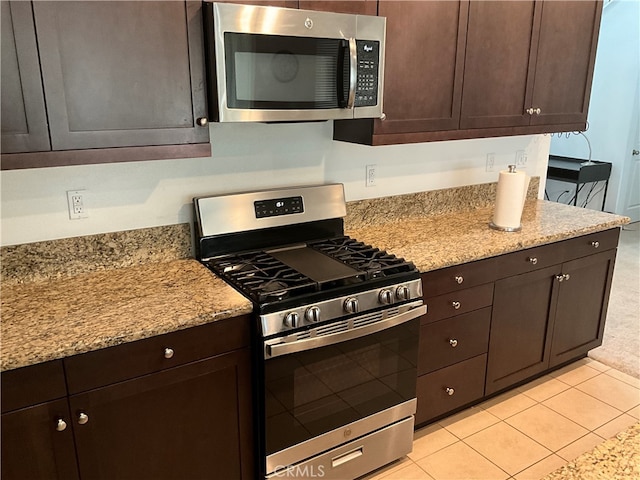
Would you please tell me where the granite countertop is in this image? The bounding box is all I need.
[346,200,629,271]
[1,190,629,372]
[0,259,253,371]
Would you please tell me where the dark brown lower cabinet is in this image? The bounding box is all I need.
[1,399,80,480]
[418,229,620,424]
[69,349,253,480]
[549,250,616,367]
[485,265,559,395]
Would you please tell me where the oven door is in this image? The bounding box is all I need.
[262,302,425,475]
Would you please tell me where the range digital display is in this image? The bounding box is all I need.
[254,196,303,218]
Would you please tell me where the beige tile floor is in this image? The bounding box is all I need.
[363,358,640,480]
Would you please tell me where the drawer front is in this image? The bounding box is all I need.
[496,242,565,279]
[1,360,67,413]
[421,256,499,297]
[423,283,493,324]
[561,228,620,262]
[65,315,251,394]
[416,354,486,425]
[419,307,491,375]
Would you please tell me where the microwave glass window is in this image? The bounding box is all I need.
[224,33,350,109]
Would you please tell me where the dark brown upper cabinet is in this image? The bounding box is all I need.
[334,0,469,145]
[1,2,51,153]
[334,0,603,146]
[1,1,211,170]
[461,0,602,130]
[299,0,377,15]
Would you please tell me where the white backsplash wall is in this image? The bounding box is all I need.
[0,121,550,246]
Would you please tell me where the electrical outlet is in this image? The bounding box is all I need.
[366,164,376,187]
[67,190,88,220]
[516,150,528,168]
[486,153,495,172]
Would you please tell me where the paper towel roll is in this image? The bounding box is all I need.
[490,165,530,232]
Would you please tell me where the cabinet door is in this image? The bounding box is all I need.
[69,349,253,480]
[460,0,539,129]
[549,250,616,367]
[0,1,50,153]
[486,265,559,395]
[374,0,469,133]
[32,1,209,151]
[1,399,79,480]
[529,0,602,126]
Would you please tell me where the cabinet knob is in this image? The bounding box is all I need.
[164,347,175,359]
[454,275,464,285]
[534,108,541,115]
[56,418,67,432]
[380,112,386,121]
[449,339,458,348]
[591,241,600,249]
[563,273,571,281]
[556,274,564,283]
[77,412,89,425]
[451,301,461,310]
[527,257,538,265]
[196,117,208,127]
[445,387,455,396]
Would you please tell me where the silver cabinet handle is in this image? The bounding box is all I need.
[380,112,386,121]
[534,108,541,114]
[556,274,564,282]
[196,117,208,127]
[591,241,600,248]
[77,412,89,425]
[449,339,458,348]
[527,257,538,265]
[526,107,534,115]
[563,273,571,281]
[445,387,455,396]
[56,418,67,431]
[454,275,464,285]
[451,301,461,310]
[164,347,174,359]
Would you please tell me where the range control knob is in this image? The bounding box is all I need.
[283,312,300,328]
[396,286,410,301]
[379,289,393,305]
[344,297,359,314]
[305,306,321,323]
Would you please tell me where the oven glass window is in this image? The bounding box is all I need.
[224,33,350,109]
[263,318,418,456]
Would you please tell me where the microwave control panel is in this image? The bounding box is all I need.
[355,40,379,107]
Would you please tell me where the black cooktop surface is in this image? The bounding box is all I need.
[205,235,417,306]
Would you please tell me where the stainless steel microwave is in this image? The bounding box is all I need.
[202,2,386,123]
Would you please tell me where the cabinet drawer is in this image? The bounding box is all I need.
[419,307,491,375]
[1,360,67,413]
[421,256,499,297]
[423,283,493,324]
[64,315,251,394]
[561,229,620,262]
[416,354,487,424]
[496,242,565,279]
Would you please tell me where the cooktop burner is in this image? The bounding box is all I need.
[206,235,416,305]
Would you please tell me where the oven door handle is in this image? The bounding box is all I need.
[265,303,426,359]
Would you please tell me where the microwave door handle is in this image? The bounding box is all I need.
[347,37,357,109]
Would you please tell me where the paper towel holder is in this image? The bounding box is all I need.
[489,164,525,232]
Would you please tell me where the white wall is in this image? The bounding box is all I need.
[0,121,550,246]
[548,0,640,214]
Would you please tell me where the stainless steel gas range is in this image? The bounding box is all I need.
[194,184,425,480]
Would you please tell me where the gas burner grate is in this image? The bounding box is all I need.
[207,252,317,303]
[308,236,415,279]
